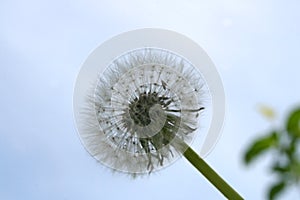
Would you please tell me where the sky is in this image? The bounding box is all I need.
[1,0,300,199]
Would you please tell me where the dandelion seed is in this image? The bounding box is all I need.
[73,29,243,199]
[83,47,208,174]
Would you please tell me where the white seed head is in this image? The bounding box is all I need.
[73,29,226,177]
[77,47,210,175]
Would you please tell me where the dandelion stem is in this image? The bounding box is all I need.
[182,144,244,200]
[171,136,243,199]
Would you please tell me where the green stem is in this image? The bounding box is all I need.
[170,136,243,199]
[183,145,244,200]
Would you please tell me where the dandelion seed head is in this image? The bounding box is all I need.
[74,29,225,176]
[80,48,209,174]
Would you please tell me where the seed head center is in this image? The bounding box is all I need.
[129,92,167,126]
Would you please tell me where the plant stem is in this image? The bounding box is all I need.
[183,145,244,200]
[171,136,243,199]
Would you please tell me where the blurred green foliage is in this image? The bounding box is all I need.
[243,107,300,200]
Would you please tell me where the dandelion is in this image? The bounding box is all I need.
[73,28,243,199]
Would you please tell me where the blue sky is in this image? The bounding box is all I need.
[1,0,300,199]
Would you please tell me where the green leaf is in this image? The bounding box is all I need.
[268,181,285,200]
[286,107,300,137]
[243,132,278,164]
[272,164,290,174]
[290,161,300,182]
